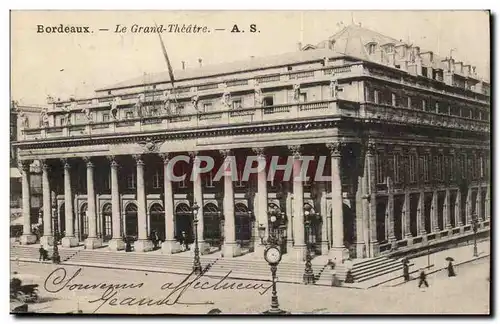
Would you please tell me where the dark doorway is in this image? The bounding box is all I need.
[394,195,404,240]
[149,203,165,241]
[376,199,387,243]
[409,193,419,237]
[102,203,112,242]
[235,203,252,249]
[125,203,138,240]
[175,203,193,244]
[80,203,88,241]
[204,203,221,247]
[58,203,66,239]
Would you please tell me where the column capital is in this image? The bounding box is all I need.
[326,142,343,157]
[83,156,94,168]
[18,160,31,172]
[61,158,71,170]
[366,141,377,156]
[252,147,266,158]
[219,149,232,159]
[132,154,144,166]
[40,159,50,171]
[287,145,302,158]
[159,153,171,164]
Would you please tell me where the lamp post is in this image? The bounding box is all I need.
[261,206,289,315]
[303,204,316,284]
[472,213,479,257]
[51,192,61,264]
[191,202,202,275]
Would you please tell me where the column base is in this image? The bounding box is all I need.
[84,237,102,250]
[134,239,154,252]
[291,244,307,262]
[20,234,37,245]
[369,241,380,258]
[108,238,126,251]
[321,241,330,256]
[189,241,211,256]
[222,242,241,258]
[328,246,349,264]
[40,235,53,247]
[61,236,79,248]
[286,239,294,252]
[355,242,366,259]
[161,240,182,254]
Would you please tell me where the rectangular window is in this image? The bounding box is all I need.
[125,111,134,119]
[152,170,162,189]
[178,164,187,189]
[263,96,274,107]
[203,103,213,112]
[409,154,417,183]
[299,92,307,103]
[127,172,136,189]
[419,154,430,182]
[103,172,111,190]
[365,87,375,102]
[232,99,242,109]
[422,99,427,111]
[394,154,401,184]
[176,105,185,115]
[204,172,215,188]
[374,90,380,104]
[448,155,455,181]
[376,152,386,184]
[150,108,159,116]
[102,113,110,122]
[391,93,398,107]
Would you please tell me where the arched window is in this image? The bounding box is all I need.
[367,42,377,55]
[102,203,112,240]
[235,203,251,241]
[204,203,221,244]
[80,203,89,239]
[175,203,191,214]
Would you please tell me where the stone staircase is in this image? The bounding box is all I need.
[314,256,405,287]
[10,245,77,263]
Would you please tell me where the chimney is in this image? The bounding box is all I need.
[454,61,463,74]
[198,58,203,68]
[472,66,477,75]
[463,64,471,76]
[181,61,186,70]
[298,42,302,51]
[421,51,434,64]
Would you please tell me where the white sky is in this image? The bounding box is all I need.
[11,10,490,106]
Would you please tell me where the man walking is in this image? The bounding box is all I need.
[418,268,429,288]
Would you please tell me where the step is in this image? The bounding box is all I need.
[351,260,401,278]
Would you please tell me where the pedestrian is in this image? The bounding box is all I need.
[181,231,188,251]
[418,268,429,288]
[38,245,45,261]
[403,260,410,282]
[447,260,456,277]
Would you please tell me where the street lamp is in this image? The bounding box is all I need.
[472,213,479,257]
[51,192,61,264]
[262,206,289,315]
[303,204,317,285]
[191,201,202,275]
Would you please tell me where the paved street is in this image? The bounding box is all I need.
[11,256,489,314]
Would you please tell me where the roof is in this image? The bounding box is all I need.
[99,48,353,91]
[100,24,489,91]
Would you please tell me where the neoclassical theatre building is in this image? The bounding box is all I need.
[14,24,490,262]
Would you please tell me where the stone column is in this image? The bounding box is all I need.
[355,159,366,258]
[476,187,483,221]
[285,189,294,251]
[108,156,124,251]
[366,142,379,257]
[319,182,330,255]
[133,155,153,252]
[289,145,306,261]
[326,142,349,263]
[84,157,102,249]
[465,186,472,225]
[431,190,440,233]
[61,159,78,247]
[19,160,36,244]
[455,189,463,227]
[160,153,181,253]
[443,189,452,230]
[416,190,426,237]
[485,184,490,221]
[402,192,412,240]
[252,147,268,256]
[191,152,209,254]
[386,177,396,245]
[220,149,240,257]
[40,160,52,246]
